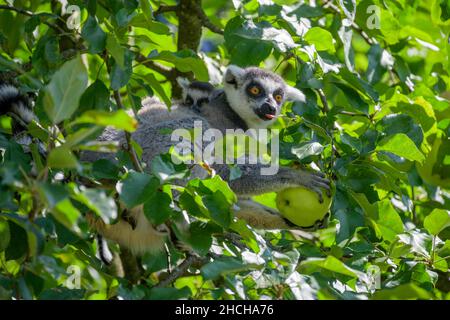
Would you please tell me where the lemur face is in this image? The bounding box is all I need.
[243,77,285,122]
[223,65,306,128]
[177,78,215,113]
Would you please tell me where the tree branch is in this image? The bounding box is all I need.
[135,53,175,79]
[322,0,375,45]
[112,90,144,173]
[193,3,224,35]
[317,88,330,114]
[0,47,86,82]
[155,254,207,288]
[154,5,179,16]
[119,248,142,284]
[338,111,370,119]
[0,4,65,33]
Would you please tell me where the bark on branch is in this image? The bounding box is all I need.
[155,254,207,288]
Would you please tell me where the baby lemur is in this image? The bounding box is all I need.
[84,66,331,255]
[177,77,220,113]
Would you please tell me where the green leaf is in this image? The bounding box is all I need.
[39,183,69,208]
[291,142,324,160]
[147,287,191,300]
[376,133,425,163]
[201,256,258,280]
[74,109,138,132]
[424,209,450,236]
[40,287,86,300]
[79,79,110,113]
[1,213,44,259]
[230,219,259,253]
[141,73,171,107]
[92,159,120,180]
[172,221,217,256]
[372,283,432,300]
[129,14,171,34]
[298,256,359,278]
[110,49,133,90]
[233,20,297,52]
[224,16,273,66]
[43,56,88,123]
[148,50,209,81]
[198,176,237,205]
[72,188,117,223]
[118,171,160,208]
[0,218,10,252]
[81,16,107,54]
[47,147,80,169]
[203,191,232,228]
[139,0,153,23]
[4,220,28,260]
[106,33,125,68]
[27,121,49,143]
[31,34,60,77]
[151,154,188,182]
[51,198,81,231]
[304,27,335,52]
[376,114,423,148]
[64,126,102,149]
[143,190,173,225]
[375,200,405,242]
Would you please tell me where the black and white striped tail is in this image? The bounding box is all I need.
[97,234,113,265]
[0,83,36,132]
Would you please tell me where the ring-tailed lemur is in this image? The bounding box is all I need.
[0,83,46,155]
[0,83,36,131]
[177,77,221,113]
[83,65,331,256]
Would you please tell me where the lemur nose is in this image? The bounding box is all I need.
[261,103,276,115]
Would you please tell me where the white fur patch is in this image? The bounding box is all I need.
[224,77,281,129]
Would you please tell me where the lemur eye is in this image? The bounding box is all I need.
[249,86,261,95]
[274,94,283,103]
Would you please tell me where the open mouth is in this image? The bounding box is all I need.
[255,108,276,121]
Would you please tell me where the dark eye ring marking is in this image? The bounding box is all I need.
[246,82,264,97]
[197,97,209,106]
[273,89,284,104]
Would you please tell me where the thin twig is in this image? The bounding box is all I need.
[135,53,174,79]
[112,90,144,172]
[322,0,375,45]
[0,4,65,33]
[338,111,370,119]
[1,47,86,81]
[155,254,207,288]
[223,232,246,250]
[154,5,179,16]
[193,4,224,35]
[317,88,330,113]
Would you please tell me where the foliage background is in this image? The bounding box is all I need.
[0,0,450,300]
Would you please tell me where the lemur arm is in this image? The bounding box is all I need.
[216,164,331,202]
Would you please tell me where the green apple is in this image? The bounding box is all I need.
[416,133,450,188]
[276,187,332,228]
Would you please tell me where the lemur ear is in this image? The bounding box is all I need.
[224,65,245,87]
[285,85,306,102]
[176,77,190,91]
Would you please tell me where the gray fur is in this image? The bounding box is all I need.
[83,65,330,254]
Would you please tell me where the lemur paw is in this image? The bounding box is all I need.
[286,170,331,203]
